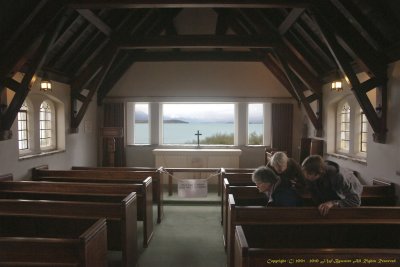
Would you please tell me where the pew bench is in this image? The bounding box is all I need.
[227,194,400,267]
[0,180,153,247]
[0,214,107,267]
[0,173,13,181]
[0,189,138,267]
[220,172,253,226]
[30,168,154,247]
[71,166,164,223]
[235,224,400,267]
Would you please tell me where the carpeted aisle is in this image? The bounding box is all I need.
[137,204,226,267]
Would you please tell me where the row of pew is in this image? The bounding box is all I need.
[0,166,164,267]
[220,169,400,267]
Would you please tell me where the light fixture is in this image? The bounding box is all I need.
[40,72,52,92]
[331,80,343,92]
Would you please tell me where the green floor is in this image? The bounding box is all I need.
[108,185,225,266]
[137,204,226,267]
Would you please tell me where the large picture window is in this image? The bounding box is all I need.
[134,103,150,144]
[162,103,235,145]
[248,103,263,145]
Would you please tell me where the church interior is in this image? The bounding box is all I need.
[1,0,400,266]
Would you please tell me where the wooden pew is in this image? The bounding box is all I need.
[222,178,398,250]
[235,224,400,267]
[227,194,400,267]
[0,173,13,181]
[0,212,107,266]
[0,190,137,267]
[220,172,253,226]
[72,166,164,223]
[31,167,154,247]
[219,168,254,196]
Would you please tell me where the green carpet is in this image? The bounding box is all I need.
[137,204,226,267]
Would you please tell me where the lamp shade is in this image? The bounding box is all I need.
[40,73,52,92]
[331,80,343,92]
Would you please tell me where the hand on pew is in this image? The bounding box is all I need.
[318,200,339,216]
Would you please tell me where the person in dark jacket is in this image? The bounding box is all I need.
[252,166,303,207]
[267,151,306,193]
[301,155,363,215]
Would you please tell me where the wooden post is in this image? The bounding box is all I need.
[100,127,123,167]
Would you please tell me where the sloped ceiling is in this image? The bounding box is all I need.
[1,0,399,141]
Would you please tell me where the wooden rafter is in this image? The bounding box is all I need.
[96,8,182,104]
[70,42,118,131]
[278,8,305,35]
[220,9,323,135]
[68,0,313,9]
[0,9,68,140]
[312,10,387,143]
[71,45,118,132]
[118,35,278,49]
[313,2,387,78]
[125,51,263,61]
[273,51,322,136]
[236,9,323,95]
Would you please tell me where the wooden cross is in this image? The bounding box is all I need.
[195,130,202,146]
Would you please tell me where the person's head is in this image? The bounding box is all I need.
[301,155,325,181]
[270,152,288,174]
[252,166,279,193]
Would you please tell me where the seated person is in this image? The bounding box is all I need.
[301,155,363,215]
[267,151,306,192]
[252,166,303,207]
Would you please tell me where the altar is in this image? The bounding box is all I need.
[153,148,242,195]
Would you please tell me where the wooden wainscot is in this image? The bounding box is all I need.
[0,215,107,267]
[31,166,154,247]
[0,187,138,267]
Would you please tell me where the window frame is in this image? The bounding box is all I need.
[335,96,368,159]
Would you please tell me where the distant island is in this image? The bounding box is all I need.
[164,119,188,123]
[135,119,189,123]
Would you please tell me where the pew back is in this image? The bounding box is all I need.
[0,192,137,267]
[235,225,400,267]
[71,165,163,223]
[30,173,154,248]
[0,214,107,267]
[227,194,400,267]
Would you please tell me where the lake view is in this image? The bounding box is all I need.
[134,122,263,144]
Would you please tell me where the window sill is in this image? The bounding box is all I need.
[19,149,66,161]
[326,153,367,165]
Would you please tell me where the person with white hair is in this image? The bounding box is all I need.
[267,151,305,192]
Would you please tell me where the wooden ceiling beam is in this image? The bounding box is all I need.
[118,35,277,49]
[312,11,387,143]
[76,9,112,36]
[278,8,305,35]
[237,9,323,95]
[97,9,182,104]
[0,10,68,139]
[129,51,263,61]
[313,2,387,78]
[69,0,312,9]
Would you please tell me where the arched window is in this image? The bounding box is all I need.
[360,111,368,153]
[39,101,55,149]
[17,101,29,150]
[339,102,350,152]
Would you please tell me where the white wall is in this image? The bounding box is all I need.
[108,61,303,168]
[0,79,98,180]
[307,61,400,187]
